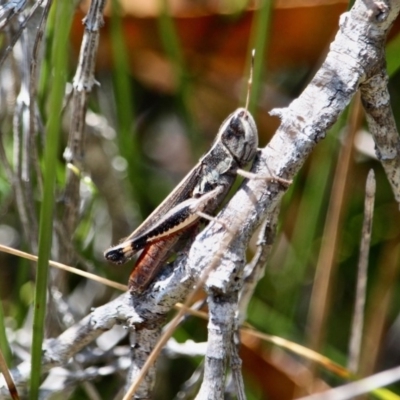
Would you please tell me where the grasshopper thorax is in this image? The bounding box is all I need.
[219,107,258,167]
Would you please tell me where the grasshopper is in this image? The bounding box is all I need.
[104,108,259,293]
[105,54,259,293]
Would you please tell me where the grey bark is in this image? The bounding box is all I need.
[1,0,400,399]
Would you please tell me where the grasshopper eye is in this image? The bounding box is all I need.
[226,116,245,138]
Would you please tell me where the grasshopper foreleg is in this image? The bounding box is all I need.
[236,168,292,186]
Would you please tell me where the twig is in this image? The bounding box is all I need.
[0,348,19,400]
[0,0,27,30]
[0,292,134,398]
[28,0,52,198]
[347,169,376,374]
[305,94,362,355]
[360,56,400,205]
[230,331,246,400]
[13,14,41,252]
[297,365,400,400]
[40,361,127,398]
[358,241,400,377]
[196,292,239,399]
[176,361,204,399]
[125,327,160,398]
[238,203,280,324]
[0,244,127,291]
[1,119,36,252]
[62,0,106,260]
[0,0,45,69]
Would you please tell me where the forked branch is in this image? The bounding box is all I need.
[1,0,400,399]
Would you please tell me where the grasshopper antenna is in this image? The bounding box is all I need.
[245,49,255,111]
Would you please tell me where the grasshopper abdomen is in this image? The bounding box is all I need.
[104,191,219,266]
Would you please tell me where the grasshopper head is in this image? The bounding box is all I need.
[219,107,258,166]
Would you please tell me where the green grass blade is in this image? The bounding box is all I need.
[157,0,197,149]
[246,0,273,115]
[373,388,400,400]
[37,2,57,114]
[386,33,400,77]
[110,0,150,216]
[29,2,74,398]
[275,112,347,330]
[0,301,11,364]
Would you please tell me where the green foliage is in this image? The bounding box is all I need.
[30,2,75,398]
[0,1,400,399]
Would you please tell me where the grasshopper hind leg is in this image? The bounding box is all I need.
[105,235,149,265]
[104,242,139,264]
[104,247,128,264]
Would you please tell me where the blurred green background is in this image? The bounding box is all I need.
[1,0,400,398]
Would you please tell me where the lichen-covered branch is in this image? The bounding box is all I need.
[195,293,238,400]
[360,71,400,203]
[1,1,399,399]
[0,293,133,397]
[0,0,27,30]
[238,204,280,324]
[62,0,106,258]
[184,0,400,398]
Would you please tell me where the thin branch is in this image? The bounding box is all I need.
[347,169,376,374]
[238,203,280,325]
[0,0,27,30]
[62,0,106,248]
[305,95,362,354]
[358,241,400,377]
[164,339,207,358]
[13,14,40,252]
[11,49,35,248]
[195,293,238,399]
[0,292,134,398]
[297,365,400,400]
[0,244,127,291]
[176,361,204,399]
[0,348,19,400]
[125,328,160,398]
[40,361,127,399]
[0,0,45,69]
[360,62,400,204]
[230,331,246,400]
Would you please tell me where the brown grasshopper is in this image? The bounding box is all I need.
[104,52,260,293]
[104,107,259,293]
